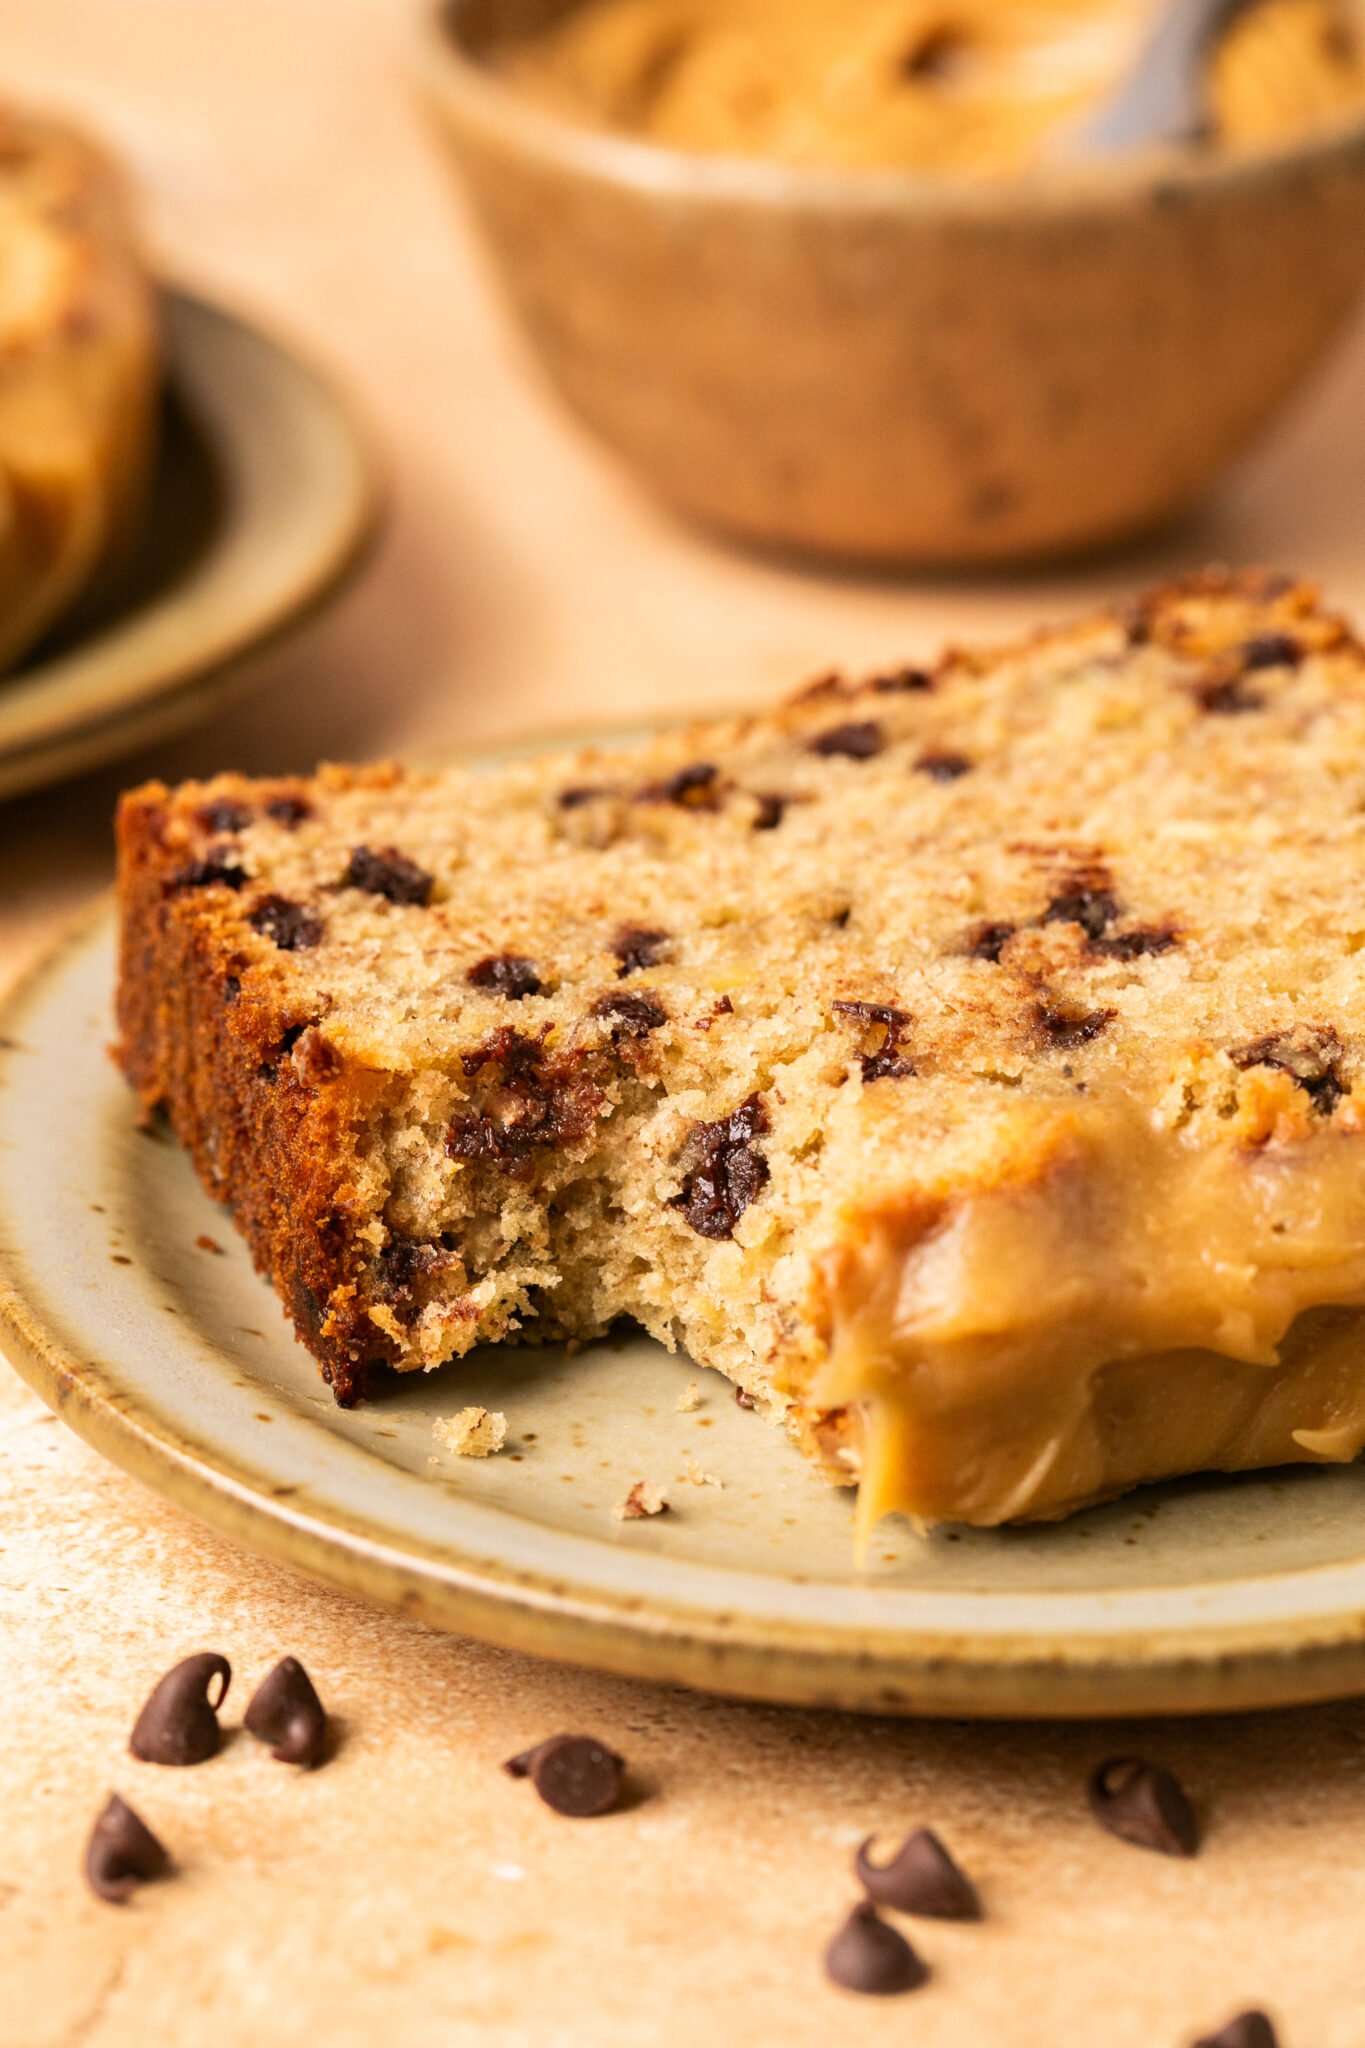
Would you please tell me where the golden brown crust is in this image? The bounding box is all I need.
[115,782,398,1401]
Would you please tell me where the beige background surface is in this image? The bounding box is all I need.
[4,4,1365,2043]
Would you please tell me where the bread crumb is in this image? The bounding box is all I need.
[614,1481,669,1521]
[434,1407,508,1458]
[676,1381,702,1412]
[195,1234,224,1255]
[679,1452,722,1488]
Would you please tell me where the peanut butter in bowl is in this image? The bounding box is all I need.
[427,0,1365,566]
[499,0,1365,172]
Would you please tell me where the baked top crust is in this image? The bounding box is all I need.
[116,571,1365,1532]
[0,102,159,672]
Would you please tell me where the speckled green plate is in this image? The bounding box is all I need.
[0,290,379,803]
[5,908,1365,1717]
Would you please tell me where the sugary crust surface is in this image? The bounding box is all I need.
[115,571,1365,1522]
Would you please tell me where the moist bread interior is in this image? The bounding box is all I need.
[117,571,1365,1534]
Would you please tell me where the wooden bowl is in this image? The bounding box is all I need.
[422,0,1365,568]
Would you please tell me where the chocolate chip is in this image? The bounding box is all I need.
[592,991,667,1040]
[809,720,883,761]
[249,895,324,951]
[639,762,721,808]
[197,798,252,834]
[243,1656,328,1769]
[503,1734,625,1816]
[1240,632,1301,671]
[967,921,1016,963]
[85,1794,170,1904]
[1123,602,1152,646]
[447,1029,602,1177]
[833,1000,915,1082]
[903,23,968,79]
[1194,672,1264,715]
[468,954,542,1000]
[376,1236,438,1296]
[824,1902,928,1996]
[676,1094,770,1240]
[832,1000,907,1027]
[1193,2013,1279,2048]
[735,1386,756,1409]
[860,1042,913,1079]
[168,856,248,894]
[1093,925,1178,960]
[871,665,933,693]
[459,1024,549,1083]
[855,1829,981,1920]
[1230,1024,1344,1115]
[129,1653,231,1766]
[446,1114,534,1174]
[266,793,312,827]
[1088,1756,1199,1857]
[342,844,433,906]
[614,925,669,976]
[915,750,972,782]
[753,793,787,830]
[1043,889,1121,941]
[1035,1000,1115,1049]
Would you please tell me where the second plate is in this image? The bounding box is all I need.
[0,289,380,803]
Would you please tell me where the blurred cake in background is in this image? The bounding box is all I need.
[0,102,158,674]
[500,0,1365,172]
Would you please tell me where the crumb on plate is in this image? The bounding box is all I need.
[614,1481,669,1521]
[434,1406,508,1458]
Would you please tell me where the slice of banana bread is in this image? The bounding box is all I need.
[116,571,1365,1533]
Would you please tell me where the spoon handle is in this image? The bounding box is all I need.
[1073,0,1255,154]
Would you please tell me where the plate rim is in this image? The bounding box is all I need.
[7,903,1365,1719]
[0,286,383,800]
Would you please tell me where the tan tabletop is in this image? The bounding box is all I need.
[4,6,1365,2043]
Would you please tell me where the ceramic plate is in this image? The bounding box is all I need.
[7,909,1365,1718]
[0,290,379,803]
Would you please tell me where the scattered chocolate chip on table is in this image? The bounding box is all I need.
[244,1656,329,1769]
[128,1653,231,1767]
[85,1794,170,1904]
[1088,1756,1200,1857]
[1192,2012,1280,2048]
[823,1901,929,1996]
[855,1828,982,1920]
[503,1734,626,1817]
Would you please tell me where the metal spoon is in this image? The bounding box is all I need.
[1069,0,1258,154]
